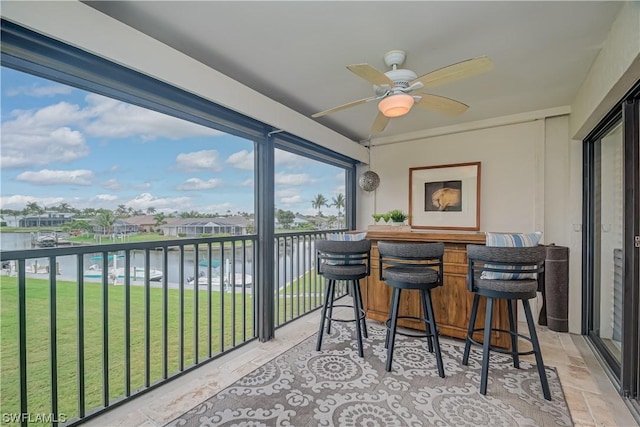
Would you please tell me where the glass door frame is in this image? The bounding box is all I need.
[582,81,640,402]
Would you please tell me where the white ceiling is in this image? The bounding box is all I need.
[85,1,622,143]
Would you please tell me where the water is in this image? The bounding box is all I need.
[1,233,309,289]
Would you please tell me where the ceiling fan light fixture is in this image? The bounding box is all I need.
[378,93,414,118]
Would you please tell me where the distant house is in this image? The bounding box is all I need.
[92,218,138,235]
[0,216,7,227]
[19,211,75,228]
[160,216,250,237]
[293,215,312,228]
[306,215,330,230]
[125,215,158,232]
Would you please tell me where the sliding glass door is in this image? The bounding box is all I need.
[584,82,640,411]
[589,120,624,369]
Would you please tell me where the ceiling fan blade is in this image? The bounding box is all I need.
[415,94,469,116]
[370,112,390,135]
[311,96,378,118]
[411,56,493,89]
[347,64,394,87]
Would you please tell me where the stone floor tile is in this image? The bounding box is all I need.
[91,408,156,427]
[555,363,600,393]
[562,385,597,425]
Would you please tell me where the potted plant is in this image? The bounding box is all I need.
[372,213,384,224]
[381,213,392,224]
[388,209,408,225]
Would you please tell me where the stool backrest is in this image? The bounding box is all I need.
[316,239,371,275]
[377,242,444,282]
[466,244,546,291]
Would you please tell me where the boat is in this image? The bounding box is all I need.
[35,234,57,247]
[83,254,163,282]
[187,271,253,288]
[198,259,221,268]
[84,264,163,282]
[188,258,251,288]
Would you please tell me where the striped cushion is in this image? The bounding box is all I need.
[481,231,542,280]
[326,232,367,241]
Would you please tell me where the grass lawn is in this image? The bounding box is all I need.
[0,269,326,424]
[277,269,328,324]
[0,276,255,422]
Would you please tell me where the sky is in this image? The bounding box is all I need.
[0,67,346,217]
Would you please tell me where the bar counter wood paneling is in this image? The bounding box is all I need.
[363,229,511,348]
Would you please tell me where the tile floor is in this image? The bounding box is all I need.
[92,304,639,427]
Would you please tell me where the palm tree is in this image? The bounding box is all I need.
[115,204,128,217]
[55,202,73,213]
[25,201,44,227]
[331,193,345,227]
[96,210,116,235]
[153,213,167,231]
[146,207,157,215]
[311,194,328,217]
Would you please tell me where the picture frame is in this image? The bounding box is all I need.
[409,162,481,231]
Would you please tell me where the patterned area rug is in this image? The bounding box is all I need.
[167,321,572,426]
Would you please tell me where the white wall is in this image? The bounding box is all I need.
[360,120,546,234]
[571,1,640,141]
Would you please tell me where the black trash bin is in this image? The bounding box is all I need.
[541,245,569,332]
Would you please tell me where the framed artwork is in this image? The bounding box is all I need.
[409,162,481,230]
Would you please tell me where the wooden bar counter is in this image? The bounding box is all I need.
[363,229,511,348]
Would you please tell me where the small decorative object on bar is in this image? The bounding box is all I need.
[388,209,408,225]
[409,162,481,230]
[368,210,411,231]
[359,170,380,192]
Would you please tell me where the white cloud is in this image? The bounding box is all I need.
[93,194,118,202]
[16,169,93,186]
[226,150,254,170]
[275,189,312,210]
[7,83,73,98]
[103,179,122,190]
[134,182,152,190]
[275,150,308,166]
[1,104,90,168]
[275,172,312,186]
[0,194,64,210]
[0,94,222,169]
[125,192,191,211]
[81,94,221,140]
[276,188,298,198]
[335,172,344,180]
[280,195,302,205]
[175,150,223,172]
[177,178,224,190]
[333,185,346,194]
[199,202,235,214]
[240,178,254,187]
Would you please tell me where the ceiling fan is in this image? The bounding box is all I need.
[311,50,493,135]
